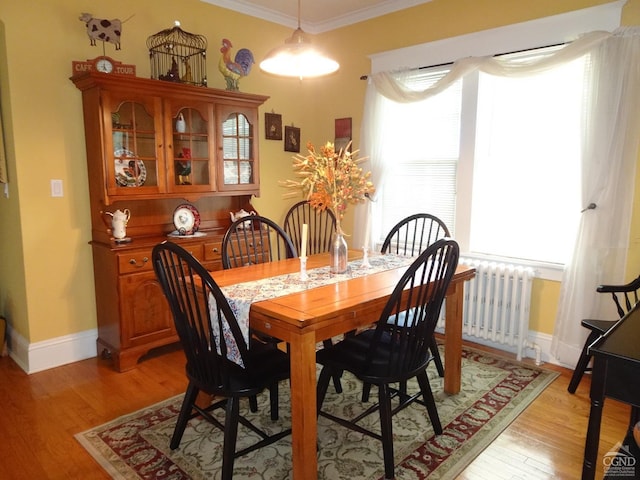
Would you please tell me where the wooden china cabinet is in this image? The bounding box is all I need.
[72,71,268,371]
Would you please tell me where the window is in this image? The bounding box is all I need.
[374,47,588,268]
[471,55,585,264]
[377,70,461,240]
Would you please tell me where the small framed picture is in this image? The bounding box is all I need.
[335,117,352,153]
[284,126,301,152]
[265,112,282,140]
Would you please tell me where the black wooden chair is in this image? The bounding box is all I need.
[283,200,336,256]
[222,214,297,269]
[316,238,460,480]
[381,212,451,257]
[283,200,343,392]
[222,214,297,398]
[567,274,640,393]
[381,213,451,378]
[152,241,291,480]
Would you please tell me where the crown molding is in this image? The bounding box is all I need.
[200,0,433,34]
[369,0,625,73]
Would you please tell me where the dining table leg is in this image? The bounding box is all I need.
[288,330,319,479]
[444,281,464,394]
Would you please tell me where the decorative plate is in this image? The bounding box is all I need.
[168,231,206,238]
[114,149,147,187]
[173,203,200,235]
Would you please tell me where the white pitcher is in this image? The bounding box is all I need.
[176,113,186,133]
[105,209,131,239]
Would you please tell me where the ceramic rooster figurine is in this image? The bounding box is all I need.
[218,38,254,91]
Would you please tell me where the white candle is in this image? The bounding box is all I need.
[300,223,308,258]
[363,204,371,250]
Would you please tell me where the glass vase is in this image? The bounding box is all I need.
[329,230,348,274]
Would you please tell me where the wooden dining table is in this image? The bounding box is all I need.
[211,250,476,480]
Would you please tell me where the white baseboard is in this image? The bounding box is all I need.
[435,329,579,370]
[9,326,575,374]
[8,326,97,374]
[522,331,581,369]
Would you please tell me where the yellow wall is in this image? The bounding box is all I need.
[0,0,637,350]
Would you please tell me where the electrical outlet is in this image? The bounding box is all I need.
[51,179,63,197]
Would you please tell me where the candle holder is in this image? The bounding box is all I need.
[361,246,371,268]
[299,256,309,281]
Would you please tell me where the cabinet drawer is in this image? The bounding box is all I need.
[175,243,204,261]
[118,250,154,274]
[203,241,222,261]
[118,244,204,274]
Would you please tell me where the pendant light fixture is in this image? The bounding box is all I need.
[259,0,339,79]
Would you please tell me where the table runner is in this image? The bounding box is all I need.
[212,254,415,366]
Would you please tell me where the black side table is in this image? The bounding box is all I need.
[582,303,640,479]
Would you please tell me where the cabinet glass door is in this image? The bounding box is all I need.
[221,111,255,188]
[169,107,212,192]
[109,98,163,195]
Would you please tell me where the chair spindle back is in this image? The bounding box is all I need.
[381,213,451,257]
[283,200,337,256]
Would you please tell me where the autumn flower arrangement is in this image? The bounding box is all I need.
[282,141,375,233]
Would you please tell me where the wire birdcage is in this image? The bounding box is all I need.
[147,21,207,87]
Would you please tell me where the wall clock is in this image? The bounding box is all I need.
[71,56,136,76]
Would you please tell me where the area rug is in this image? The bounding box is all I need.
[76,347,558,480]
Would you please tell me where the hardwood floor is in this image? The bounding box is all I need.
[457,343,631,480]
[0,341,631,479]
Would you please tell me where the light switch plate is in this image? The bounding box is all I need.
[51,179,63,197]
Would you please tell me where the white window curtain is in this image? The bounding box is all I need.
[352,75,394,252]
[551,27,640,364]
[358,27,640,363]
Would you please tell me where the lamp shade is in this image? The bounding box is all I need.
[259,28,339,79]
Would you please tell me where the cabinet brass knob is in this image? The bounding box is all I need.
[129,257,149,267]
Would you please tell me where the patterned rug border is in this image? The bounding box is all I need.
[419,348,559,480]
[75,346,559,480]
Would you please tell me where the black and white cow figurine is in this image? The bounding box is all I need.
[79,13,122,50]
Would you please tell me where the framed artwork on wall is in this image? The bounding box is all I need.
[335,117,352,153]
[265,112,282,140]
[284,125,301,152]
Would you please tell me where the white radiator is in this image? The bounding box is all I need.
[438,258,536,361]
